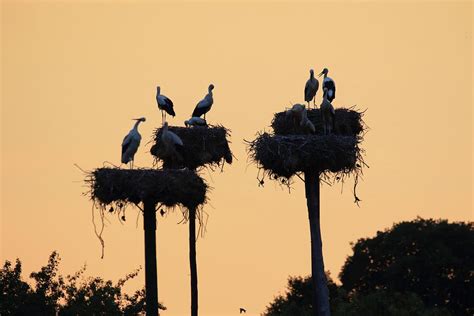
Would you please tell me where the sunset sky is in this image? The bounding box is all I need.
[1,1,472,315]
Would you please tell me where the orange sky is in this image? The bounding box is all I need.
[1,1,472,315]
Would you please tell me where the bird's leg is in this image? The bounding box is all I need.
[313,98,316,108]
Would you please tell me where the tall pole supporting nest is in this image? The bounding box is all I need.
[144,200,159,316]
[88,168,210,315]
[247,107,367,316]
[305,172,330,316]
[151,125,233,316]
[189,206,198,316]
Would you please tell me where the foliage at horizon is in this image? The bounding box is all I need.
[264,218,473,316]
[0,251,166,315]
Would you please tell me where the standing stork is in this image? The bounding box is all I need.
[121,117,146,169]
[156,86,176,124]
[320,88,335,135]
[192,84,214,120]
[304,69,319,108]
[318,68,336,102]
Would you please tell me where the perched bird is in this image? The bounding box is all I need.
[318,68,336,102]
[301,116,315,134]
[184,117,207,127]
[320,88,335,135]
[156,86,175,123]
[286,103,306,125]
[161,121,184,153]
[286,104,314,133]
[239,307,247,313]
[192,84,214,120]
[121,117,146,169]
[304,69,319,108]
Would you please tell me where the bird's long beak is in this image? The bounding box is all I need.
[318,71,324,77]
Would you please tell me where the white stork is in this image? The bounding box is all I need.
[184,117,207,127]
[286,103,306,125]
[156,86,175,124]
[192,84,214,120]
[161,122,184,154]
[121,117,146,169]
[320,88,335,135]
[285,104,315,134]
[304,69,319,108]
[318,68,336,102]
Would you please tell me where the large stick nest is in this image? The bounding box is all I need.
[247,133,364,179]
[150,125,233,170]
[272,107,365,136]
[87,168,208,209]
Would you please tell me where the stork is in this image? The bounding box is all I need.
[286,104,315,134]
[286,103,306,126]
[161,121,184,154]
[121,117,146,169]
[156,86,175,124]
[304,69,319,108]
[320,88,335,135]
[184,117,207,127]
[318,68,336,102]
[192,84,214,120]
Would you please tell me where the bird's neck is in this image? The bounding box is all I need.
[323,73,328,79]
[133,121,142,130]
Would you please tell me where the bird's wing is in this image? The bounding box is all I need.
[121,132,132,155]
[192,103,207,117]
[170,132,184,146]
[198,94,213,108]
[160,95,174,107]
[158,95,176,116]
[196,98,207,109]
[304,81,312,101]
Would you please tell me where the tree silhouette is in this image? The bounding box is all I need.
[0,251,164,315]
[340,218,474,316]
[263,218,472,316]
[264,274,452,316]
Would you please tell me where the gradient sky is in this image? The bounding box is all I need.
[2,1,473,315]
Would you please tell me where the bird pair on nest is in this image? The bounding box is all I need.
[293,67,337,135]
[156,84,215,127]
[304,68,336,108]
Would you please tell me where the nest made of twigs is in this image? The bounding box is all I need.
[87,168,208,209]
[247,132,365,180]
[150,125,233,170]
[272,107,365,136]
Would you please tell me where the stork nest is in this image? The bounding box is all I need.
[150,125,233,170]
[87,168,208,209]
[247,133,364,181]
[272,107,365,136]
